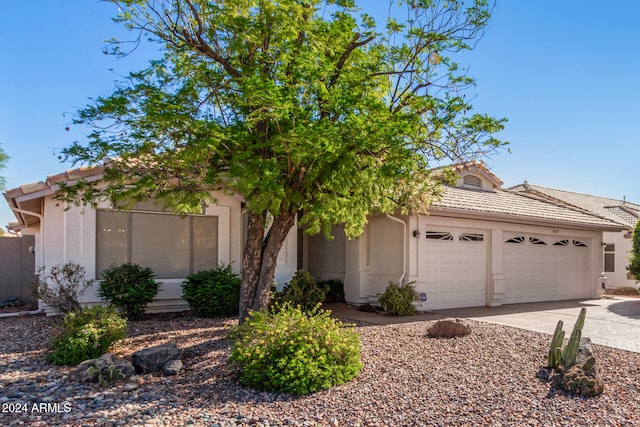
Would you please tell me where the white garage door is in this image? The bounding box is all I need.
[503,234,591,303]
[422,229,487,309]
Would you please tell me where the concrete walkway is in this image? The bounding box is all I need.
[328,297,640,353]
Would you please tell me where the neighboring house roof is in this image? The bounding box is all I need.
[510,183,640,229]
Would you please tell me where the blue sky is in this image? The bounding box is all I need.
[1,1,639,229]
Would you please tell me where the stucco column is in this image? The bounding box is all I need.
[489,229,505,306]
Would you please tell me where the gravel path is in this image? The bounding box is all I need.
[1,311,639,426]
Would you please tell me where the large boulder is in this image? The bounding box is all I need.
[427,318,472,338]
[132,343,183,374]
[73,353,135,384]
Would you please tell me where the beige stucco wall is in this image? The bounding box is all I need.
[603,230,637,288]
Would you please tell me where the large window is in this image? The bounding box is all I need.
[96,210,218,278]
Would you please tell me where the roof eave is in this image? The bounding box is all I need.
[429,207,628,232]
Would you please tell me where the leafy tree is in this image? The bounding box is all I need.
[628,221,640,282]
[0,143,8,191]
[61,0,507,320]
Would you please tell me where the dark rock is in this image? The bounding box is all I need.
[427,318,472,338]
[73,353,135,383]
[162,359,184,376]
[132,343,183,374]
[576,337,593,365]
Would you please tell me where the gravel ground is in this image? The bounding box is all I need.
[1,310,639,427]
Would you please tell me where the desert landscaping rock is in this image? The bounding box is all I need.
[1,313,640,426]
[162,359,183,376]
[426,317,472,338]
[132,342,183,374]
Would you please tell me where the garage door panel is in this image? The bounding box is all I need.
[504,234,590,304]
[421,229,487,309]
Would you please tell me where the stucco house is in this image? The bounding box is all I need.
[509,183,639,289]
[4,161,628,314]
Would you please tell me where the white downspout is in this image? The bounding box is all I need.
[385,214,407,284]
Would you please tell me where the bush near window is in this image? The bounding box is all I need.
[181,264,240,317]
[48,305,127,366]
[32,262,94,314]
[318,279,345,302]
[270,270,328,312]
[378,281,418,316]
[229,303,362,395]
[99,263,161,319]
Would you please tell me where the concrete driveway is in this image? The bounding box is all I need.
[435,298,640,353]
[329,297,640,353]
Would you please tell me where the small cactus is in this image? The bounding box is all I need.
[547,320,565,369]
[561,307,586,369]
[547,307,587,370]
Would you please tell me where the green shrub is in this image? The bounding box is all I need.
[99,263,161,319]
[270,270,328,312]
[48,305,127,366]
[229,303,362,395]
[628,221,640,282]
[611,286,640,296]
[32,262,94,314]
[181,264,240,317]
[378,281,417,316]
[319,279,345,302]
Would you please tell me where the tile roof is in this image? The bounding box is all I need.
[510,183,639,228]
[430,186,626,230]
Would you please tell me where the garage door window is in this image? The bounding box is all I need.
[426,231,454,240]
[553,239,588,247]
[505,236,547,245]
[460,233,484,242]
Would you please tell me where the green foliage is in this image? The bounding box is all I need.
[32,262,94,314]
[181,264,240,317]
[318,279,345,302]
[270,270,328,312]
[628,221,640,282]
[0,143,7,191]
[86,362,126,387]
[99,263,161,319]
[229,303,362,395]
[48,305,127,366]
[611,286,640,295]
[547,307,586,370]
[378,281,417,316]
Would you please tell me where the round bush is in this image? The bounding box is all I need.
[611,286,640,296]
[229,303,362,395]
[378,281,417,316]
[270,270,328,312]
[48,305,127,366]
[99,263,161,319]
[181,264,240,317]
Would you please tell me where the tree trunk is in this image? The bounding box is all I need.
[239,210,297,322]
